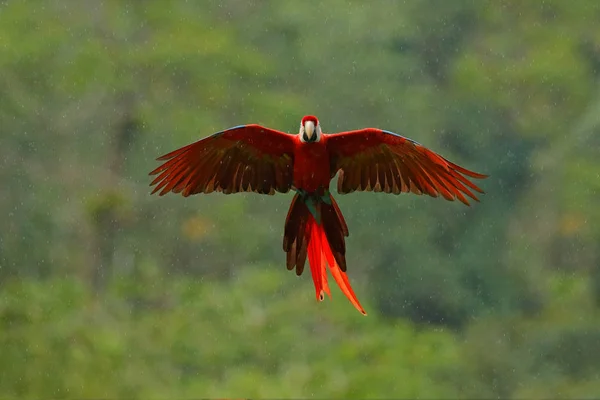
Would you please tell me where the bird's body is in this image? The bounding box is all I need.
[150,115,488,315]
[293,135,330,193]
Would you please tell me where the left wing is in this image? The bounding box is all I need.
[326,128,487,205]
[150,124,295,196]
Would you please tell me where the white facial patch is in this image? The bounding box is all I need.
[299,119,322,143]
[298,122,306,142]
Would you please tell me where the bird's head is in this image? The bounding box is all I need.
[299,115,322,143]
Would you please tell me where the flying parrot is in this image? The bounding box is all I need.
[149,116,487,315]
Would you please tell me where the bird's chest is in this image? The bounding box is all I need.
[293,143,330,193]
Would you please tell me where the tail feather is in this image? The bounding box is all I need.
[307,219,325,301]
[319,226,365,315]
[283,194,309,275]
[330,194,349,236]
[283,192,366,315]
[320,200,347,271]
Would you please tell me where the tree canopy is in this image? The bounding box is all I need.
[2,0,600,397]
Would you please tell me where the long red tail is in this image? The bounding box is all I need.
[283,192,366,315]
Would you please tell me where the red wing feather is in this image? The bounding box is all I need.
[149,124,296,196]
[327,128,488,205]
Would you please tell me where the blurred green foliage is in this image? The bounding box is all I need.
[1,0,600,398]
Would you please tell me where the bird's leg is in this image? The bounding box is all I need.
[296,188,308,199]
[320,188,332,205]
[297,188,321,223]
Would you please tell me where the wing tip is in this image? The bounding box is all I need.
[452,162,490,180]
[470,172,490,180]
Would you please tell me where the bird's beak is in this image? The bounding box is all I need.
[305,121,315,140]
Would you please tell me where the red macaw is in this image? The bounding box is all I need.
[149,115,487,315]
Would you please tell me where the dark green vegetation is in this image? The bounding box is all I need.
[2,0,600,397]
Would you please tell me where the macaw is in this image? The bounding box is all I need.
[149,115,487,315]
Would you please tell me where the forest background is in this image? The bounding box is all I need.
[2,0,600,398]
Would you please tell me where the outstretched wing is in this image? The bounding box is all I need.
[150,124,295,196]
[327,128,488,205]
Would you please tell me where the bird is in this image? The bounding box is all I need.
[149,115,488,315]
